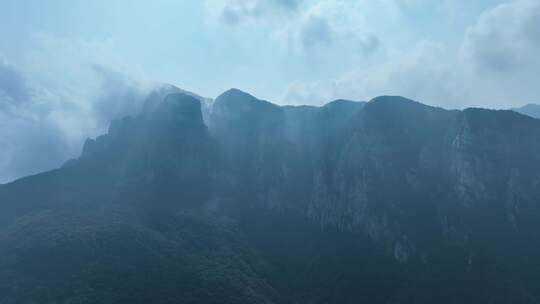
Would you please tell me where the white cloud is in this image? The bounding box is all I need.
[0,58,29,104]
[0,34,152,183]
[461,0,540,73]
[205,0,303,26]
[206,0,380,54]
[284,42,465,107]
[283,0,540,108]
[274,1,380,53]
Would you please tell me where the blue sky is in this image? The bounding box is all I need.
[1,0,540,182]
[1,0,528,104]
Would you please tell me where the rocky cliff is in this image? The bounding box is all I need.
[1,88,540,303]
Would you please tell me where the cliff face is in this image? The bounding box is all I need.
[211,93,540,261]
[1,89,540,303]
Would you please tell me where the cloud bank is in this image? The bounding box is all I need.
[283,0,540,107]
[207,0,380,54]
[0,34,150,183]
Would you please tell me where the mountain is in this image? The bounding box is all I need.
[1,89,540,303]
[512,103,540,119]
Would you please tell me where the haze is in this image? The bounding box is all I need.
[1,0,539,182]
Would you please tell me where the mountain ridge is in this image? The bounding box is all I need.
[1,88,540,303]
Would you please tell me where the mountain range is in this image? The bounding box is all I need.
[1,86,540,303]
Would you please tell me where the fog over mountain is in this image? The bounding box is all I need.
[0,54,150,183]
[2,87,540,303]
[2,1,540,303]
[2,0,540,182]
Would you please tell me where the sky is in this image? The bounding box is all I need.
[0,0,539,182]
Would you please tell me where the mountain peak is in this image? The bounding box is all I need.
[142,83,211,114]
[323,99,364,108]
[147,93,205,129]
[369,95,420,105]
[142,83,182,113]
[213,88,279,116]
[364,95,432,117]
[218,88,255,100]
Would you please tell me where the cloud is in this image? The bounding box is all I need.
[0,34,150,183]
[207,0,380,54]
[297,15,333,48]
[207,0,303,26]
[283,42,463,106]
[459,0,540,105]
[274,0,380,53]
[283,0,540,108]
[461,0,540,73]
[0,108,68,183]
[0,59,30,105]
[276,13,338,51]
[91,65,147,126]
